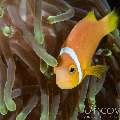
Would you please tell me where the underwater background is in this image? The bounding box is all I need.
[0,0,120,120]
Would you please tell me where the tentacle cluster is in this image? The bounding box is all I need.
[0,0,119,120]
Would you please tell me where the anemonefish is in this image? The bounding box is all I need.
[54,11,119,89]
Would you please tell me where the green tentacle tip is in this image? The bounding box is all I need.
[0,105,8,115]
[79,103,85,113]
[40,61,48,74]
[2,26,14,38]
[16,112,26,120]
[35,31,44,45]
[6,99,16,111]
[105,49,112,56]
[0,5,4,18]
[46,56,58,67]
[89,97,96,110]
[47,16,57,24]
[40,115,48,120]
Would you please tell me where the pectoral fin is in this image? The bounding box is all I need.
[85,65,107,79]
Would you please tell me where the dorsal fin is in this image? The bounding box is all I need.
[85,10,97,21]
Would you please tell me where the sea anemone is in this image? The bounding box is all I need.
[0,0,120,120]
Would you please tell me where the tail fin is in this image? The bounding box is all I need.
[99,11,119,35]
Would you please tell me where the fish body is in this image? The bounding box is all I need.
[54,11,118,89]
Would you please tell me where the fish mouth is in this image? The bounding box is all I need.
[56,79,77,89]
[54,67,78,89]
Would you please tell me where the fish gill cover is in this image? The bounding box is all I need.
[0,0,119,120]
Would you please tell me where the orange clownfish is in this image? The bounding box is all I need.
[54,11,119,89]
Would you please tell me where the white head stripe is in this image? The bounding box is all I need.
[60,47,82,83]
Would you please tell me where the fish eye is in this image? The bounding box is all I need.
[69,65,76,74]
